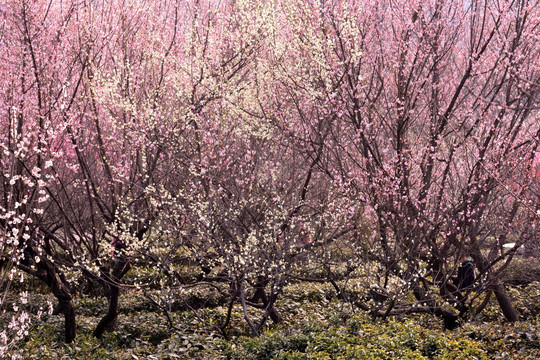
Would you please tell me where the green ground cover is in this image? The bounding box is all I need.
[2,269,539,359]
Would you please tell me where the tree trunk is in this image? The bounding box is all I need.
[493,283,519,322]
[470,246,519,323]
[59,297,76,343]
[93,283,119,338]
[473,290,492,316]
[34,259,76,343]
[251,277,282,324]
[439,282,468,315]
[94,260,130,338]
[413,284,460,330]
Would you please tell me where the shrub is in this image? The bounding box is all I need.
[501,258,540,287]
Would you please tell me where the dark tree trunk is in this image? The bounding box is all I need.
[470,246,520,323]
[251,276,282,324]
[34,259,76,343]
[493,283,519,322]
[59,297,76,343]
[94,260,130,338]
[439,282,468,315]
[473,290,492,316]
[266,299,282,324]
[93,284,119,338]
[413,284,460,330]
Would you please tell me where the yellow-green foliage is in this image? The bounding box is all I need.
[4,273,540,359]
[223,317,489,360]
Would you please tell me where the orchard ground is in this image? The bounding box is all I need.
[2,259,540,359]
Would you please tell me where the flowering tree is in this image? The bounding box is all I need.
[280,0,540,324]
[0,0,183,343]
[137,0,343,337]
[0,0,84,347]
[1,0,539,350]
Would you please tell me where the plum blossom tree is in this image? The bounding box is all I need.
[277,0,540,324]
[136,0,338,337]
[0,0,84,347]
[1,0,539,350]
[1,0,185,343]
